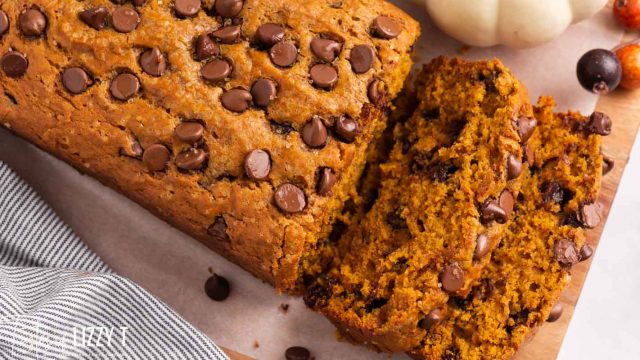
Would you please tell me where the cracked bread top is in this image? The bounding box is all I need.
[0,0,419,291]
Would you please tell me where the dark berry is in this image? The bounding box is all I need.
[576,49,622,94]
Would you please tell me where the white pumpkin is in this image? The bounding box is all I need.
[423,0,608,48]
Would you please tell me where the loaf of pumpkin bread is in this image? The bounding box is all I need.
[304,58,535,352]
[0,0,419,291]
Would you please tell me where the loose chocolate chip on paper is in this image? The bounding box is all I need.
[418,308,444,330]
[372,16,402,39]
[110,73,140,100]
[473,233,490,261]
[285,346,311,360]
[301,116,328,148]
[507,154,523,180]
[62,67,92,94]
[440,263,465,293]
[194,34,220,61]
[244,149,271,180]
[577,202,602,229]
[274,183,307,214]
[269,41,298,67]
[174,0,201,17]
[112,7,140,33]
[251,78,277,107]
[335,115,359,143]
[214,0,244,18]
[174,122,204,144]
[349,45,374,74]
[139,48,167,77]
[201,59,232,82]
[310,38,342,62]
[0,11,9,37]
[204,273,231,301]
[310,64,338,89]
[1,52,29,78]
[211,25,241,44]
[79,7,110,30]
[256,23,284,47]
[142,144,170,172]
[553,239,580,267]
[546,302,563,322]
[221,88,252,112]
[19,8,47,37]
[586,111,612,136]
[579,244,594,262]
[317,168,337,196]
[175,148,207,170]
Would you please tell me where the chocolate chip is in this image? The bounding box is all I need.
[244,149,271,180]
[220,88,252,112]
[211,25,241,44]
[473,234,490,261]
[310,64,338,89]
[110,73,140,100]
[201,59,232,82]
[62,68,92,94]
[270,121,294,136]
[349,45,374,74]
[541,182,564,205]
[143,144,170,171]
[514,115,537,143]
[19,8,47,37]
[386,208,407,229]
[546,302,563,322]
[0,11,8,37]
[301,116,328,148]
[310,38,342,62]
[418,308,444,330]
[602,153,614,175]
[175,148,207,170]
[285,346,311,360]
[204,273,231,301]
[251,78,277,107]
[133,0,148,5]
[498,190,515,218]
[112,7,140,33]
[256,23,284,47]
[269,41,298,67]
[1,52,28,78]
[335,116,358,143]
[139,48,166,77]
[367,78,387,105]
[194,34,220,61]
[523,143,534,166]
[480,198,508,224]
[554,239,580,267]
[208,216,230,242]
[425,163,456,182]
[579,244,594,262]
[175,122,204,144]
[507,154,523,180]
[317,168,337,196]
[214,0,244,18]
[274,183,306,213]
[440,263,465,293]
[174,0,201,17]
[586,112,612,136]
[577,202,602,229]
[372,16,402,39]
[79,7,109,30]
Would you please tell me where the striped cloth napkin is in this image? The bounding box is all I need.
[0,162,228,360]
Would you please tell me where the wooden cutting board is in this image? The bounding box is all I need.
[223,37,640,360]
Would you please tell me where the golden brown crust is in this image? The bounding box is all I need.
[0,0,419,291]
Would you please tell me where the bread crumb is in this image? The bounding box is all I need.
[253,340,260,348]
[280,303,290,313]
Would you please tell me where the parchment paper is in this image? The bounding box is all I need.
[0,3,624,359]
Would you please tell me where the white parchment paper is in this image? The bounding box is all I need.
[0,3,624,359]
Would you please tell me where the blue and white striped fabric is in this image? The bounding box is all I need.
[0,162,229,360]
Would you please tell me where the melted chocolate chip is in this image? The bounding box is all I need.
[274,183,306,213]
[507,154,523,180]
[251,79,277,107]
[372,16,402,39]
[212,25,241,44]
[112,7,140,33]
[546,302,563,322]
[317,168,337,196]
[301,116,328,148]
[440,263,465,293]
[244,149,271,180]
[214,0,244,18]
[418,308,444,330]
[334,116,358,143]
[269,41,298,67]
[175,148,207,170]
[194,34,220,61]
[174,0,201,17]
[256,23,284,47]
[143,144,170,171]
[19,8,47,37]
[221,88,252,112]
[201,59,232,82]
[310,64,338,89]
[554,239,580,267]
[310,38,342,62]
[349,45,374,74]
[586,112,612,136]
[110,73,140,100]
[175,122,204,144]
[208,216,230,242]
[541,182,565,205]
[79,7,110,30]
[62,68,92,94]
[204,273,231,301]
[139,48,166,77]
